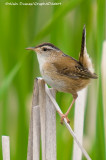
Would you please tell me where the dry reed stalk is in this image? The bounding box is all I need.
[2,136,10,160]
[27,79,40,160]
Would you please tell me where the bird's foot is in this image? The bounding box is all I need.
[60,114,70,125]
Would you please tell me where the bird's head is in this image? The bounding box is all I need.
[26,43,61,58]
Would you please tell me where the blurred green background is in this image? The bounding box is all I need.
[0,0,106,159]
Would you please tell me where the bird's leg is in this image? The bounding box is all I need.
[57,110,70,124]
[59,94,78,124]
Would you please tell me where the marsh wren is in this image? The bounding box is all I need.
[26,26,97,124]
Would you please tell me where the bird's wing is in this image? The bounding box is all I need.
[52,56,97,79]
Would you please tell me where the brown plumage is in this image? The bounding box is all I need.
[26,25,98,124]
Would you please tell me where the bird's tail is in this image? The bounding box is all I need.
[79,25,97,79]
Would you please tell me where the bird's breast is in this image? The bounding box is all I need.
[37,54,47,73]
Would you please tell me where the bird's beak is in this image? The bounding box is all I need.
[26,47,40,53]
[26,47,35,51]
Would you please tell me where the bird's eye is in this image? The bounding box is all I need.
[43,48,47,51]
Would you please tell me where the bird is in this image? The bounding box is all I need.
[26,26,98,124]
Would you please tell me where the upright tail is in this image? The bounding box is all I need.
[79,25,98,79]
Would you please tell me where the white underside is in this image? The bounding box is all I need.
[37,54,65,90]
[42,74,65,91]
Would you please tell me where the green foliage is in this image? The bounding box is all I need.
[0,0,105,159]
[0,63,21,99]
[96,0,106,159]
